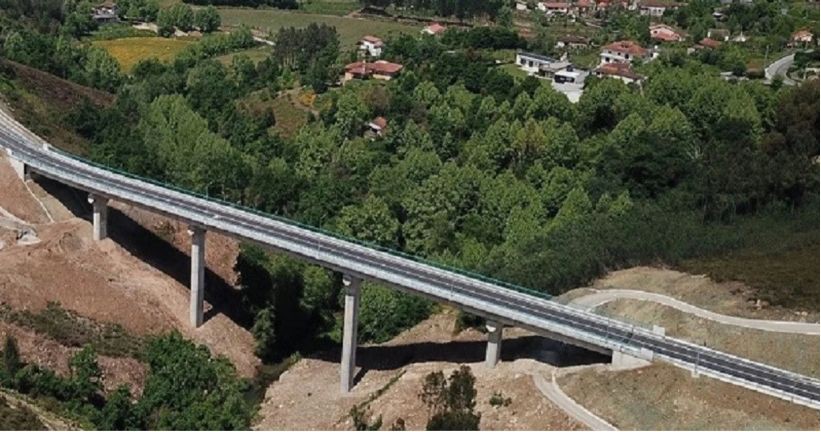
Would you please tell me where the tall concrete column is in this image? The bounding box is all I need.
[188,225,206,328]
[340,275,361,393]
[485,321,503,368]
[87,194,108,241]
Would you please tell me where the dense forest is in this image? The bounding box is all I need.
[0,2,819,428]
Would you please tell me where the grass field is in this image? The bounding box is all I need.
[218,8,419,47]
[216,46,272,66]
[93,37,194,72]
[238,89,310,138]
[299,0,360,16]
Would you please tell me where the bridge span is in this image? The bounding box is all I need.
[0,108,818,408]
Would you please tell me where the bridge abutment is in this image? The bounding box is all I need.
[340,275,361,393]
[9,157,29,181]
[87,194,108,241]
[485,321,503,367]
[188,225,206,328]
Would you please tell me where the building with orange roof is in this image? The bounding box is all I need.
[343,60,404,83]
[599,40,649,65]
[421,23,446,36]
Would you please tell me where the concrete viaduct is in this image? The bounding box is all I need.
[1,108,818,407]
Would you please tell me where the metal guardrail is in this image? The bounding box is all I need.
[46,146,553,301]
[1,109,819,409]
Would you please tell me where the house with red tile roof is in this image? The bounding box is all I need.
[649,24,686,43]
[698,37,721,49]
[593,61,644,84]
[367,116,388,136]
[789,29,814,47]
[343,60,404,83]
[599,40,649,65]
[421,23,446,36]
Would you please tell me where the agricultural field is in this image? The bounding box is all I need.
[216,46,272,66]
[93,37,194,72]
[218,8,419,47]
[299,0,361,16]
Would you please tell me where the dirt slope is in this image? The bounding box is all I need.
[0,155,259,378]
[558,364,819,430]
[255,310,586,431]
[560,266,819,322]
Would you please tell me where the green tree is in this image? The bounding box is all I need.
[420,366,481,431]
[2,336,21,377]
[84,47,122,92]
[137,332,251,430]
[337,195,401,247]
[96,385,138,430]
[251,306,277,361]
[69,345,102,402]
[194,5,221,33]
[358,283,431,343]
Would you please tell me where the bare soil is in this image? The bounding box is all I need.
[596,299,819,376]
[0,321,146,396]
[0,155,259,378]
[254,310,586,430]
[558,363,820,430]
[560,266,819,322]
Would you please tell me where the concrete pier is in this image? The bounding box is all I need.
[189,225,206,328]
[9,157,28,181]
[340,275,361,393]
[485,321,503,367]
[87,194,108,241]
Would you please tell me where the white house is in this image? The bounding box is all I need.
[359,35,384,57]
[599,40,649,65]
[516,51,557,75]
[540,2,572,16]
[638,0,680,17]
[91,1,119,23]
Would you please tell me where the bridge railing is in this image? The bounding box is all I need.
[48,146,553,301]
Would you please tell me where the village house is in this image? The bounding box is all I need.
[91,1,119,24]
[343,60,403,83]
[649,24,686,43]
[593,61,643,84]
[638,0,680,17]
[789,29,814,47]
[707,28,730,41]
[516,51,557,75]
[538,2,572,16]
[599,40,649,65]
[358,35,384,58]
[556,34,591,50]
[541,61,583,83]
[366,116,388,137]
[576,0,594,15]
[698,37,722,50]
[516,1,529,11]
[421,23,447,36]
[597,0,629,10]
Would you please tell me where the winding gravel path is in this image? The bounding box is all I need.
[570,289,819,335]
[532,368,617,431]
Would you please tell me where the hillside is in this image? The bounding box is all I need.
[0,59,114,155]
[0,153,259,386]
